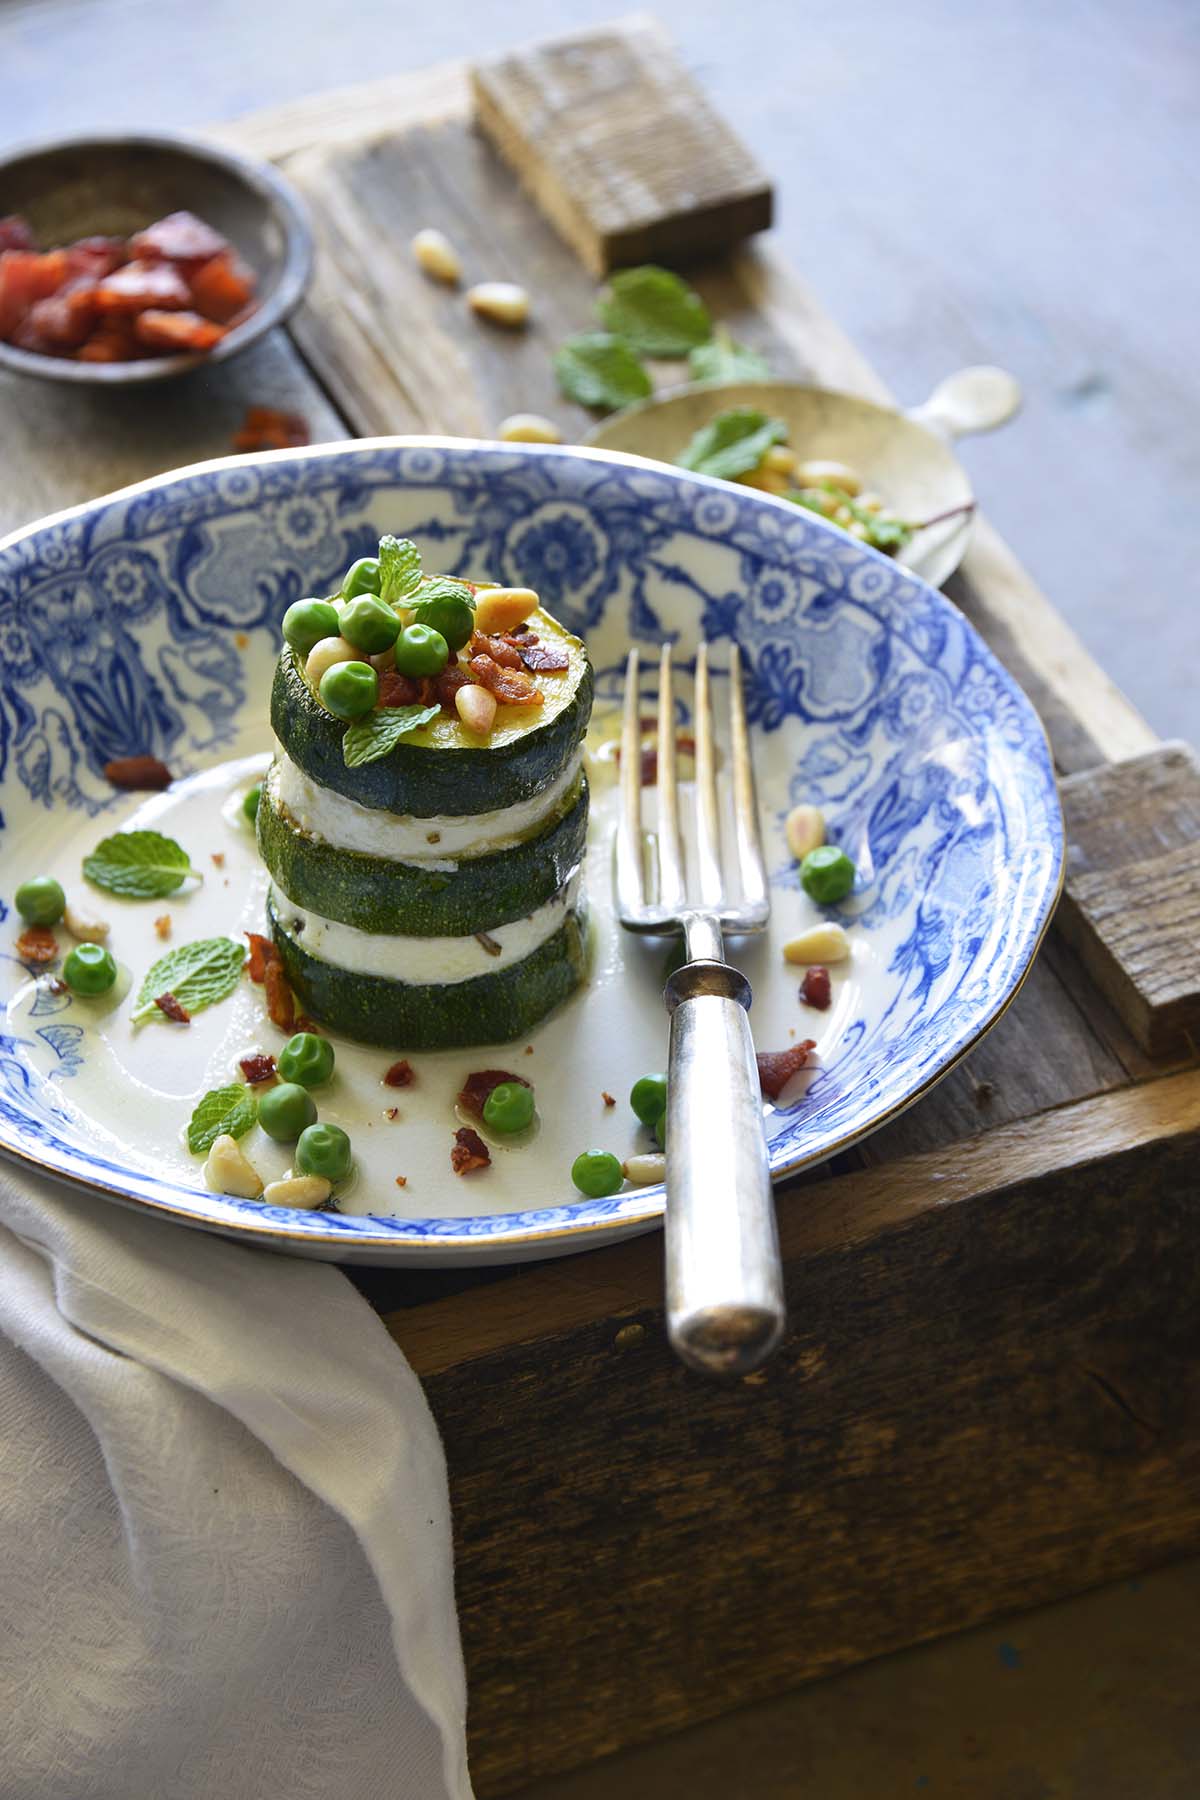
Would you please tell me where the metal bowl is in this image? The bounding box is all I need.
[0,131,313,385]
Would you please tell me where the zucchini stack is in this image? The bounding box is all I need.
[258,565,593,1050]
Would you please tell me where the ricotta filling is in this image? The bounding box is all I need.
[270,872,581,985]
[269,748,584,866]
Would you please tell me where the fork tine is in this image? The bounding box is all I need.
[656,644,687,913]
[615,648,645,912]
[729,643,768,913]
[692,641,723,908]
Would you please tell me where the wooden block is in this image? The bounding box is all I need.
[469,16,773,275]
[1057,743,1200,1054]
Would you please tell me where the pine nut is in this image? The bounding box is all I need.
[370,645,396,672]
[262,1174,332,1209]
[411,227,462,285]
[304,635,358,689]
[455,683,498,737]
[498,413,563,444]
[203,1133,263,1199]
[782,923,852,965]
[623,1151,666,1186]
[762,445,797,475]
[472,586,539,634]
[736,466,790,495]
[785,804,826,862]
[467,282,530,328]
[794,459,862,497]
[63,901,110,943]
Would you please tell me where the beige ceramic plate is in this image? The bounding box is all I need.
[585,367,1021,589]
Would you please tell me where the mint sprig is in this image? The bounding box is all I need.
[688,329,770,384]
[676,407,788,481]
[83,829,199,900]
[555,333,652,411]
[596,266,711,358]
[187,1084,258,1155]
[342,703,441,768]
[378,535,423,605]
[131,936,246,1024]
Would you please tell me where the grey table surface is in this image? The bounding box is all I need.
[1,0,1196,736]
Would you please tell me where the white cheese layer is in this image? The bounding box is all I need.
[270,874,581,985]
[270,749,583,865]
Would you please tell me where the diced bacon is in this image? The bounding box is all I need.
[77,319,140,363]
[239,1053,277,1085]
[245,932,277,984]
[95,260,192,315]
[450,1127,491,1175]
[434,662,471,712]
[0,250,70,340]
[231,405,310,452]
[24,280,99,353]
[378,669,425,708]
[133,308,225,354]
[188,250,256,323]
[154,991,191,1024]
[467,653,543,706]
[518,642,570,673]
[0,216,35,253]
[456,1068,531,1119]
[15,926,58,967]
[129,210,228,269]
[65,237,126,281]
[756,1040,816,1100]
[263,959,296,1033]
[468,629,523,670]
[383,1059,415,1088]
[103,755,172,790]
[799,967,832,1011]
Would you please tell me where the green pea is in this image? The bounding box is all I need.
[296,1121,353,1182]
[63,941,116,996]
[482,1081,535,1134]
[15,876,65,927]
[340,595,401,656]
[800,844,856,905]
[571,1149,624,1198]
[319,660,379,721]
[630,1072,667,1127]
[242,784,262,823]
[257,1082,317,1142]
[654,1108,667,1149]
[277,1031,335,1090]
[393,623,449,677]
[342,556,382,599]
[282,598,341,657]
[409,592,476,653]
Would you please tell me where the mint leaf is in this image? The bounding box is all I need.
[83,829,199,899]
[187,1084,257,1155]
[415,575,474,607]
[555,333,652,411]
[688,329,770,384]
[342,703,441,768]
[676,407,788,481]
[131,937,246,1024]
[596,266,711,358]
[377,535,422,604]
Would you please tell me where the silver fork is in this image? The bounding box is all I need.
[614,641,785,1377]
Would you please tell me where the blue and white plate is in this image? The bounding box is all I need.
[0,441,1063,1265]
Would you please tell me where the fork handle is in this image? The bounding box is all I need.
[663,960,785,1376]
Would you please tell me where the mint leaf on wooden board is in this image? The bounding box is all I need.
[377,535,423,604]
[342,703,441,768]
[596,266,712,358]
[554,333,652,411]
[676,407,788,481]
[83,829,199,899]
[186,1084,257,1155]
[131,937,247,1024]
[688,330,770,384]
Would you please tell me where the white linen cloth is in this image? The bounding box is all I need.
[0,1164,473,1800]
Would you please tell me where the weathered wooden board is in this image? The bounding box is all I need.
[471,14,773,274]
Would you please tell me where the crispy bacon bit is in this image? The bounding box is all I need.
[96,260,192,315]
[133,308,225,355]
[378,668,424,708]
[211,852,225,868]
[103,754,172,790]
[523,1044,534,1055]
[154,913,172,940]
[756,1040,816,1100]
[239,1053,277,1085]
[295,1013,321,1034]
[0,250,71,339]
[0,216,35,253]
[457,1068,531,1118]
[467,653,543,707]
[602,1091,616,1108]
[154,991,191,1024]
[475,931,502,957]
[231,405,310,453]
[129,210,229,268]
[188,249,256,323]
[394,1174,408,1187]
[263,959,296,1033]
[25,280,99,352]
[16,926,58,967]
[384,1059,415,1088]
[434,662,471,712]
[451,1127,491,1176]
[799,967,832,1011]
[44,976,68,996]
[519,642,570,674]
[245,932,276,983]
[65,236,126,281]
[77,318,140,363]
[469,629,523,670]
[634,733,697,788]
[385,1107,400,1121]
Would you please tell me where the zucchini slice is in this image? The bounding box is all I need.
[271,608,593,816]
[258,768,589,936]
[267,889,589,1049]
